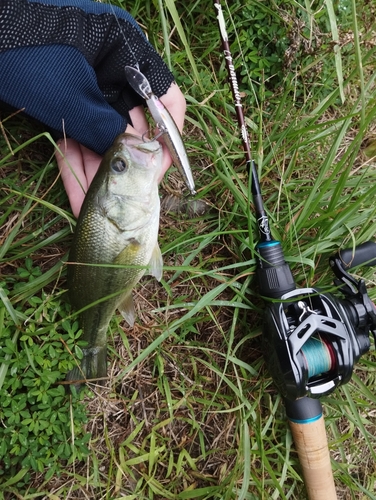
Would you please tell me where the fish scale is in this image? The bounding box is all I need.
[66,134,163,389]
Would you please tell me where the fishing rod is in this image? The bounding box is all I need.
[214,2,376,498]
[213,1,294,297]
[213,1,271,246]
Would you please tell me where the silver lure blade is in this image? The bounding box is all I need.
[124,66,196,195]
[124,65,152,99]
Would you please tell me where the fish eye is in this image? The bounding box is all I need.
[111,157,128,173]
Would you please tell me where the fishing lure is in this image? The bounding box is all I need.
[124,65,196,195]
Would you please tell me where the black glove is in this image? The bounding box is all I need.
[0,0,175,154]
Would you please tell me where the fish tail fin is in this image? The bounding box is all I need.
[66,346,107,391]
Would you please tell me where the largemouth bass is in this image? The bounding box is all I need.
[66,134,163,387]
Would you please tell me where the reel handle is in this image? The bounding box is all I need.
[286,398,337,500]
[331,241,376,270]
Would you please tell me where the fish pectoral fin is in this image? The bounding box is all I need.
[147,243,163,281]
[119,293,136,327]
[114,238,142,263]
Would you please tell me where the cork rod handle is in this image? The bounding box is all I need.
[286,398,337,500]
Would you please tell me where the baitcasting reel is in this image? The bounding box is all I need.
[257,241,376,401]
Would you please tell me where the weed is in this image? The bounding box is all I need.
[0,273,90,490]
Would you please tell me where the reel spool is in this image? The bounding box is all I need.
[301,336,335,380]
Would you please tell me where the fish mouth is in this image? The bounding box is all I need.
[118,133,162,154]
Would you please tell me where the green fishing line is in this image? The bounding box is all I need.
[301,337,333,378]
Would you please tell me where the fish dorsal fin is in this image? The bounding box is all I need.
[147,243,163,281]
[119,293,136,327]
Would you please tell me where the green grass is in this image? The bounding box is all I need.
[1,0,376,498]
